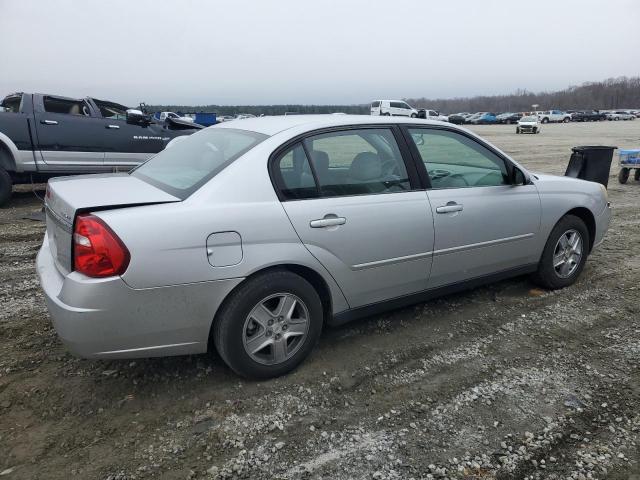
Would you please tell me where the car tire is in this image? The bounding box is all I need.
[213,270,323,379]
[382,112,391,116]
[516,128,520,134]
[541,118,549,124]
[0,168,12,207]
[563,117,570,123]
[531,215,590,290]
[634,169,640,181]
[533,127,538,134]
[619,168,630,184]
[411,113,417,118]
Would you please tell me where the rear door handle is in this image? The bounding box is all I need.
[436,202,463,214]
[40,120,58,125]
[106,124,120,129]
[310,215,346,228]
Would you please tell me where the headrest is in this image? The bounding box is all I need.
[310,150,329,171]
[349,152,381,181]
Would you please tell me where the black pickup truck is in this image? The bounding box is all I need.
[571,110,607,122]
[0,92,202,205]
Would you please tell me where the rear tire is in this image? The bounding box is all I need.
[533,127,538,134]
[635,169,640,182]
[0,168,12,207]
[619,168,630,184]
[532,215,590,290]
[213,270,323,379]
[516,128,520,134]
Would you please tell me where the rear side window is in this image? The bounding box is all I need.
[132,128,267,199]
[1,95,22,113]
[43,96,91,116]
[273,128,410,200]
[390,101,404,109]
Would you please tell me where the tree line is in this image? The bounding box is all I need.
[146,76,640,116]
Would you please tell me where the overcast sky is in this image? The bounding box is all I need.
[1,0,638,106]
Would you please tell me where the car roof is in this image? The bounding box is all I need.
[212,114,447,136]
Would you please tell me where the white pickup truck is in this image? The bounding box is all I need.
[536,110,571,124]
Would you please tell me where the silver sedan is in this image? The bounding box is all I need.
[37,115,611,378]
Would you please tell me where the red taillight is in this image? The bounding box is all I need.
[73,214,130,278]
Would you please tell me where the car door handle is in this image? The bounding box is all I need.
[106,124,120,129]
[436,202,464,214]
[310,215,346,228]
[40,120,58,125]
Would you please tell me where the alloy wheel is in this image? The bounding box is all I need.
[553,229,583,278]
[242,293,309,365]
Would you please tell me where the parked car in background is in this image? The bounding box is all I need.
[370,100,418,117]
[447,113,467,125]
[497,112,523,124]
[536,110,571,124]
[217,115,236,123]
[571,111,606,122]
[0,92,202,206]
[236,113,257,120]
[417,109,448,122]
[606,111,635,121]
[37,114,611,378]
[469,112,498,124]
[154,111,194,123]
[516,115,541,134]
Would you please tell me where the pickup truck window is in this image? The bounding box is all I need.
[1,95,22,113]
[43,96,91,116]
[93,99,128,120]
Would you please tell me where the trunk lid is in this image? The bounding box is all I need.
[45,173,179,274]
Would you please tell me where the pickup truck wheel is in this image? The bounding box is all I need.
[532,215,589,290]
[213,270,323,379]
[618,168,630,184]
[0,168,12,207]
[541,118,549,124]
[563,117,570,123]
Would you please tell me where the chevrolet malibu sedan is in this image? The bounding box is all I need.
[37,115,611,378]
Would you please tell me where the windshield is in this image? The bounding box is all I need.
[132,127,267,199]
[520,116,537,122]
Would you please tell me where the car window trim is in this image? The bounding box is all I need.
[399,124,517,190]
[268,124,422,202]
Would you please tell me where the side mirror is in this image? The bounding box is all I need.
[511,167,529,185]
[126,109,149,125]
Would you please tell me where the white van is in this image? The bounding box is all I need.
[371,100,418,117]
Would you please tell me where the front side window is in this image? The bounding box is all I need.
[132,128,267,199]
[93,99,128,120]
[407,128,509,189]
[43,96,91,116]
[302,128,410,197]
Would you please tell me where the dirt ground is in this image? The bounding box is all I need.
[1,121,639,480]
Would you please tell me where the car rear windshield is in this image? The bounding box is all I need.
[131,128,267,199]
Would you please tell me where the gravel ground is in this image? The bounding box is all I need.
[1,121,639,480]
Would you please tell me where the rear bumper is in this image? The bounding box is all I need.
[36,233,243,359]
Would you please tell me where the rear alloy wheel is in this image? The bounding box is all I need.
[619,168,630,184]
[213,270,323,378]
[541,118,549,124]
[532,215,589,289]
[0,168,12,207]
